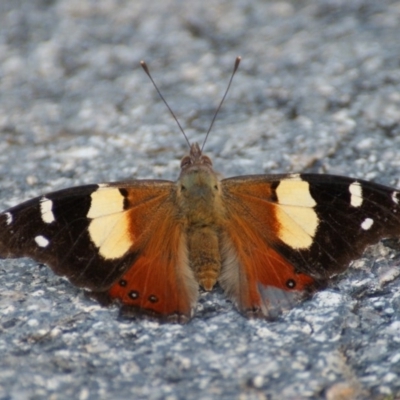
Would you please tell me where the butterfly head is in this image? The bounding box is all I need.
[180,143,212,171]
[178,143,221,209]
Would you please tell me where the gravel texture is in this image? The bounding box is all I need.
[1,1,400,399]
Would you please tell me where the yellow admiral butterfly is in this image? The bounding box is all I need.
[1,58,399,323]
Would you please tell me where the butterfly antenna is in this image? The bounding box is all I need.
[201,56,241,152]
[140,61,191,149]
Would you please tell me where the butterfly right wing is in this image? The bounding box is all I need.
[219,173,400,320]
[0,180,198,322]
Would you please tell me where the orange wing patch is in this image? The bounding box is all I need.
[221,178,317,318]
[220,214,315,319]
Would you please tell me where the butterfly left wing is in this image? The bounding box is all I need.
[0,181,198,322]
[219,173,400,319]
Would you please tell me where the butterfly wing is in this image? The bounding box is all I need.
[220,173,400,319]
[0,181,198,322]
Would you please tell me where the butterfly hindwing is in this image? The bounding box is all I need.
[105,222,197,322]
[220,173,400,319]
[0,180,198,321]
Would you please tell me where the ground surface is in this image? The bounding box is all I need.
[0,1,400,399]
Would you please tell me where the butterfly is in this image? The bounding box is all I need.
[1,58,400,323]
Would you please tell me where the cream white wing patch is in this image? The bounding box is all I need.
[87,187,127,218]
[87,187,133,260]
[274,176,319,250]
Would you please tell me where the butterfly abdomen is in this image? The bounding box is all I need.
[187,226,221,291]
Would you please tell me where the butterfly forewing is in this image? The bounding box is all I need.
[0,184,129,289]
[276,174,400,277]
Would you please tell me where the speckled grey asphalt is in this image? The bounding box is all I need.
[1,1,400,399]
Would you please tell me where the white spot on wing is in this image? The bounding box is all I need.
[40,197,55,224]
[275,179,319,249]
[392,191,399,205]
[349,182,363,207]
[5,212,13,225]
[361,218,374,230]
[35,235,49,247]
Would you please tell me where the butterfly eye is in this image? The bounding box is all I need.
[181,185,186,191]
[286,279,296,289]
[181,156,191,168]
[201,155,212,166]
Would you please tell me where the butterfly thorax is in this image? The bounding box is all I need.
[177,143,224,223]
[177,143,225,290]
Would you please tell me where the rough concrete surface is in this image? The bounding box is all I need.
[1,0,400,399]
